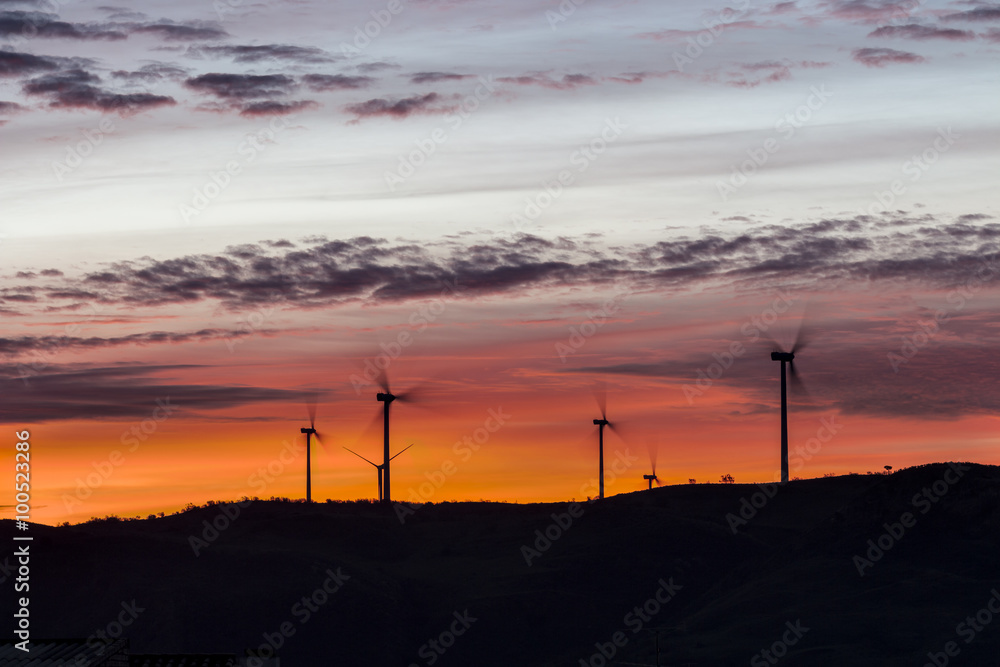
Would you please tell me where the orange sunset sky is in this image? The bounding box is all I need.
[1,0,998,524]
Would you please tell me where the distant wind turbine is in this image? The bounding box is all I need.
[643,438,662,490]
[344,444,413,501]
[300,397,325,502]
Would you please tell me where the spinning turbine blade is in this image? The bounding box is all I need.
[646,437,659,477]
[788,359,812,401]
[791,302,816,354]
[389,443,414,461]
[358,408,384,445]
[593,380,607,420]
[306,395,318,429]
[394,383,430,404]
[375,367,391,394]
[343,447,378,467]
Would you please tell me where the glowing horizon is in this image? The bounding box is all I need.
[1,0,998,525]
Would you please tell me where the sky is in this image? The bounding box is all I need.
[0,0,998,524]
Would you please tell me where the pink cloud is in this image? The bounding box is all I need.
[868,24,977,40]
[852,47,926,67]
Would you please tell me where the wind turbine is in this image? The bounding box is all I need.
[592,382,626,500]
[370,369,422,505]
[770,327,810,484]
[344,444,413,501]
[300,398,324,502]
[643,438,662,490]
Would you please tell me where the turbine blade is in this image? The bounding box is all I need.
[375,367,391,394]
[394,382,429,404]
[306,395,318,429]
[791,302,815,353]
[646,437,659,475]
[788,360,812,401]
[389,443,414,461]
[593,380,607,420]
[655,476,662,487]
[313,431,326,450]
[757,330,785,354]
[359,408,384,445]
[343,446,378,467]
[606,418,635,447]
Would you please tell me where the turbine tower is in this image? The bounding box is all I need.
[770,350,793,483]
[377,389,395,504]
[593,417,609,500]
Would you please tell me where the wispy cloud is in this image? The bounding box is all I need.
[191,43,334,63]
[867,24,976,40]
[302,73,375,91]
[852,46,926,67]
[0,364,315,422]
[23,67,176,113]
[344,92,456,121]
[5,214,996,314]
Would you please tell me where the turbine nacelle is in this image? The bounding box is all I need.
[300,427,316,435]
[377,392,396,404]
[593,418,609,426]
[771,351,794,362]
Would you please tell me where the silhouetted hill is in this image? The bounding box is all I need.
[4,463,999,665]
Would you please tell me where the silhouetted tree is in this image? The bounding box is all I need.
[720,474,735,484]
